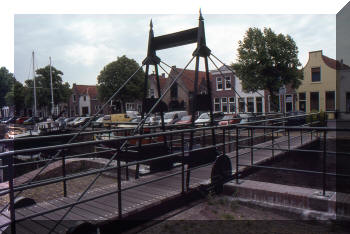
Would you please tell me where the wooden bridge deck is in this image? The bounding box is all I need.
[1,132,316,233]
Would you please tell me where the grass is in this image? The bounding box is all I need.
[222,213,235,220]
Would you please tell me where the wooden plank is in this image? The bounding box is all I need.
[24,204,71,233]
[44,199,89,221]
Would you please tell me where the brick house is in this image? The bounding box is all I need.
[211,66,265,114]
[160,66,210,113]
[69,84,108,117]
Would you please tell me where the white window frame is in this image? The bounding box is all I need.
[229,97,235,113]
[216,77,223,91]
[221,97,228,113]
[238,98,245,113]
[214,98,220,112]
[285,94,293,112]
[247,97,255,113]
[225,77,231,90]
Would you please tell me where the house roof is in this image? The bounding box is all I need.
[169,67,211,92]
[322,55,350,70]
[74,84,98,99]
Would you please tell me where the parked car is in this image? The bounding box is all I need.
[218,114,241,126]
[15,117,29,124]
[55,117,67,128]
[195,112,224,126]
[74,117,91,127]
[92,116,105,127]
[2,116,16,124]
[286,111,306,126]
[103,112,136,127]
[23,117,40,125]
[159,111,188,125]
[67,117,82,127]
[175,115,192,125]
[239,113,255,124]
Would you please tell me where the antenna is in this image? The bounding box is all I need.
[32,51,37,118]
[49,57,55,116]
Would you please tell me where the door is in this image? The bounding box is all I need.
[82,106,89,116]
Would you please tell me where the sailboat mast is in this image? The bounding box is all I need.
[32,51,37,117]
[49,56,54,116]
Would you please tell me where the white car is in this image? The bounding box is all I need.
[195,112,225,126]
[159,111,188,125]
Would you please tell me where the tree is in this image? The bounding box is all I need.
[233,27,303,111]
[97,55,145,112]
[0,67,15,107]
[5,79,25,115]
[23,66,70,115]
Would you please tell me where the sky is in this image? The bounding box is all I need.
[1,1,349,86]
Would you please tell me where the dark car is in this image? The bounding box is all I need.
[23,117,40,125]
[2,116,16,124]
[285,111,306,126]
[218,114,241,126]
[15,117,29,124]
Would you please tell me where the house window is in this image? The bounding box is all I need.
[83,96,86,101]
[299,92,306,112]
[238,98,245,113]
[216,77,223,90]
[311,67,321,82]
[325,91,335,111]
[214,98,220,112]
[73,95,76,102]
[247,97,254,113]
[225,77,231,90]
[149,89,155,98]
[256,97,263,114]
[229,97,235,113]
[269,95,280,112]
[285,94,293,112]
[221,97,228,113]
[310,92,319,112]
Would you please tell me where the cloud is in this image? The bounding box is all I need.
[14,14,336,86]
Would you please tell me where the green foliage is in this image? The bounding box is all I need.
[233,27,303,111]
[5,78,25,115]
[23,66,70,110]
[0,67,15,107]
[97,55,145,112]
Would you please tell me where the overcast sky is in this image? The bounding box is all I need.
[1,1,348,87]
[13,13,337,85]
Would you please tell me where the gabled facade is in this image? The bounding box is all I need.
[297,50,340,115]
[161,67,209,113]
[70,84,107,116]
[211,66,265,114]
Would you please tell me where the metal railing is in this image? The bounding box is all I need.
[1,112,348,233]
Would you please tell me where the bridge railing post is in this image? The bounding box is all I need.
[235,127,239,184]
[287,129,290,151]
[117,151,122,218]
[124,130,129,180]
[272,129,275,158]
[8,155,16,234]
[181,132,185,194]
[222,128,226,155]
[250,128,254,165]
[62,150,67,197]
[300,129,303,145]
[322,130,327,196]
